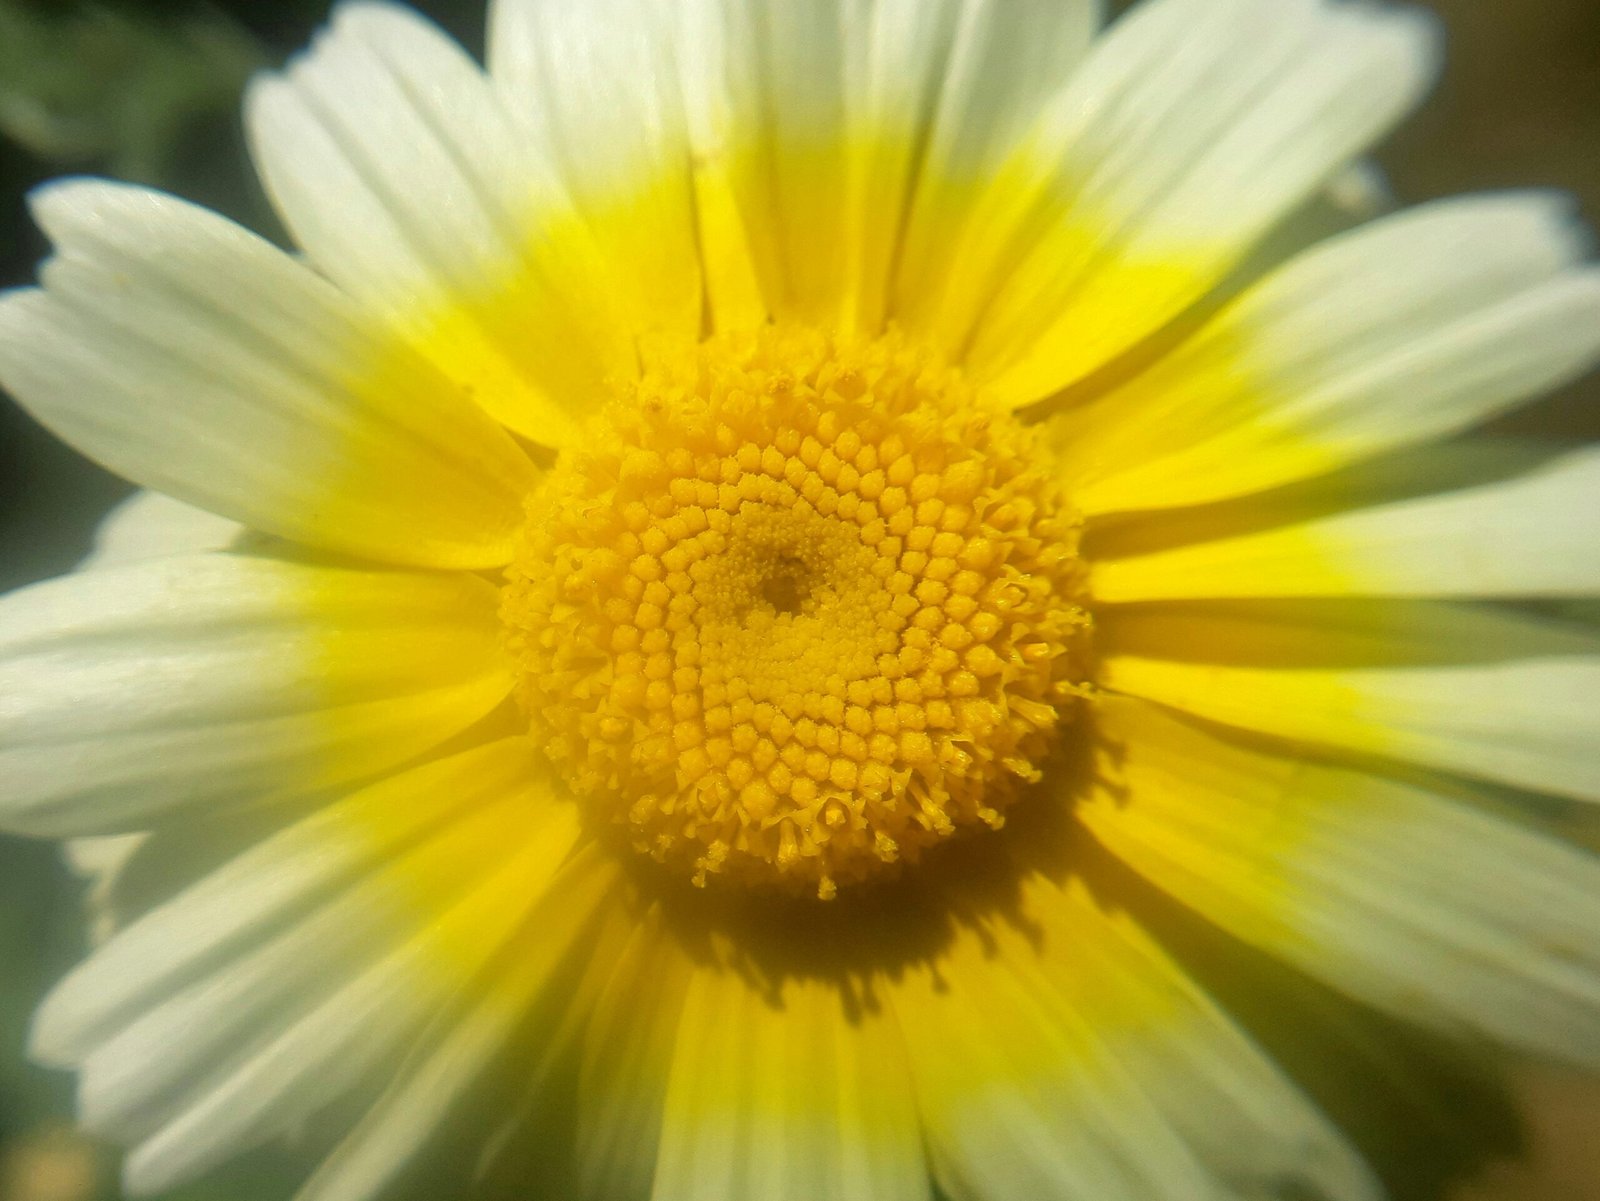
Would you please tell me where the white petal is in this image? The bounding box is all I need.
[31,740,549,1066]
[894,872,1378,1201]
[246,2,638,444]
[923,0,1438,404]
[1079,696,1600,1068]
[487,0,701,343]
[921,0,1102,175]
[63,833,150,947]
[30,739,581,1196]
[1058,194,1600,514]
[80,492,243,571]
[1100,601,1600,801]
[63,835,147,882]
[672,0,1097,334]
[0,181,537,568]
[650,967,931,1201]
[569,903,694,1201]
[1091,444,1600,601]
[894,0,1102,343]
[291,846,622,1201]
[668,0,766,330]
[117,808,581,1197]
[84,802,531,1149]
[0,554,512,836]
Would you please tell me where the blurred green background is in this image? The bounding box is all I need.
[1,1,1598,1199]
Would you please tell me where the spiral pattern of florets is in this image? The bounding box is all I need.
[502,327,1090,898]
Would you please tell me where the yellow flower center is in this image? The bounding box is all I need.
[502,327,1090,898]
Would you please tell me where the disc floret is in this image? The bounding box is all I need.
[503,326,1089,898]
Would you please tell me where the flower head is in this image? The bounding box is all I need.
[2,1,1600,1199]
[503,325,1092,896]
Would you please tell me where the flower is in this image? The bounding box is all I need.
[2,0,1600,1197]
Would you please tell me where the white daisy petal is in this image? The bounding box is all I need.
[32,740,581,1196]
[894,0,1101,337]
[295,983,543,1201]
[117,809,581,1196]
[31,741,550,1066]
[63,831,150,948]
[568,904,693,1201]
[0,555,512,837]
[252,0,540,292]
[246,2,637,444]
[486,0,701,342]
[1101,601,1600,802]
[1059,194,1600,514]
[895,872,1379,1201]
[931,0,1439,404]
[81,799,532,1150]
[80,492,244,571]
[650,968,930,1201]
[1092,444,1600,601]
[1080,696,1600,1068]
[63,491,246,922]
[62,835,147,885]
[0,181,536,568]
[676,0,1085,332]
[291,846,620,1201]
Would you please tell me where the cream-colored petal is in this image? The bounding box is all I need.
[0,181,536,568]
[0,554,512,837]
[31,741,550,1066]
[1056,195,1600,514]
[650,965,930,1201]
[1100,601,1600,802]
[31,739,582,1196]
[1079,696,1600,1067]
[679,0,952,331]
[246,2,638,444]
[569,902,694,1201]
[487,0,701,346]
[925,0,1437,405]
[291,845,622,1201]
[80,492,244,571]
[894,0,1101,339]
[69,494,247,934]
[893,870,1377,1201]
[1091,444,1600,602]
[672,0,1102,335]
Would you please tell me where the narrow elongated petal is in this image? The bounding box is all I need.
[650,967,931,1201]
[247,2,645,444]
[292,846,622,1201]
[30,739,584,1197]
[1057,195,1600,514]
[1100,601,1600,801]
[31,741,553,1066]
[569,904,694,1201]
[1091,445,1600,601]
[932,0,1440,404]
[81,492,243,571]
[487,0,702,343]
[678,0,953,331]
[894,871,1378,1201]
[1079,697,1600,1067]
[672,0,1104,335]
[0,182,537,568]
[119,824,582,1195]
[0,555,512,836]
[895,0,1100,335]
